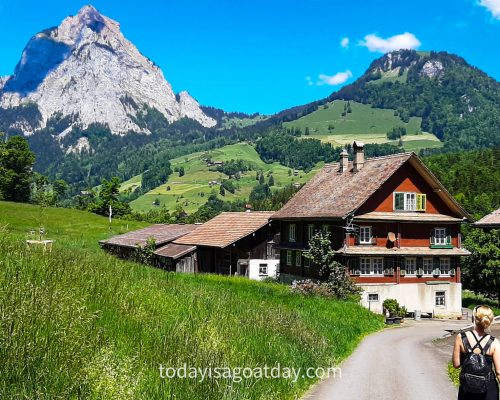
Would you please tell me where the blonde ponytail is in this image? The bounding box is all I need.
[474,305,494,330]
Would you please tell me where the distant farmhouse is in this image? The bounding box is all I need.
[101,141,473,317]
[271,142,471,317]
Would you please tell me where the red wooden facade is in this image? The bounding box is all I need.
[274,152,470,284]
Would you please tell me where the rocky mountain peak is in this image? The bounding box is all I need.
[0,5,216,139]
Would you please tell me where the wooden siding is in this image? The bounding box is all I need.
[357,162,457,216]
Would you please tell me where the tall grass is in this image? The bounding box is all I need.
[0,203,384,399]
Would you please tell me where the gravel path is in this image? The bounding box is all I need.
[305,319,470,400]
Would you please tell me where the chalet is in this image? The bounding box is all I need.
[272,142,472,317]
[474,207,500,230]
[165,212,280,279]
[99,223,198,269]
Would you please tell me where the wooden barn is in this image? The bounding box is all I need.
[272,142,472,317]
[168,211,280,277]
[99,224,199,269]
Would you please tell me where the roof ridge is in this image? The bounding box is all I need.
[323,151,414,167]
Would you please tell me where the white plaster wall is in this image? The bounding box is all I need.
[248,259,279,281]
[359,282,462,317]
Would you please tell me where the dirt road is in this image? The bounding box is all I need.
[305,319,469,400]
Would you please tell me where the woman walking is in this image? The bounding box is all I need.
[452,305,499,400]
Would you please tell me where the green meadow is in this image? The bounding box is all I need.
[284,100,442,151]
[0,201,383,399]
[128,143,321,212]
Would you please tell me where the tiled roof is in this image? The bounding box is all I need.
[100,224,198,248]
[272,153,413,220]
[174,212,274,248]
[338,246,471,256]
[154,243,197,259]
[354,212,463,223]
[474,208,500,227]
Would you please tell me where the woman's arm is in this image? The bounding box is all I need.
[492,339,500,381]
[453,333,463,368]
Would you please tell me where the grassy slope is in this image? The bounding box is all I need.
[129,143,321,212]
[0,201,383,399]
[284,100,442,151]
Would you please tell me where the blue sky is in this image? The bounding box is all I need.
[0,0,499,114]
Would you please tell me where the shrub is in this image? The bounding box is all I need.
[382,298,407,317]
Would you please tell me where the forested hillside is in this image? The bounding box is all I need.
[423,149,499,218]
[331,50,500,151]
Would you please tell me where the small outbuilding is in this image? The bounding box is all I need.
[474,207,500,230]
[99,224,198,261]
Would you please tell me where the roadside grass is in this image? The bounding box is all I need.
[462,290,500,316]
[448,363,460,387]
[0,202,384,399]
[129,143,320,213]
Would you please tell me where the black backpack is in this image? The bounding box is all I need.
[460,331,495,394]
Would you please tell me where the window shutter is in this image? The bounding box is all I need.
[416,194,427,211]
[394,193,404,210]
[445,228,452,245]
[430,229,435,246]
[416,257,423,269]
[433,257,440,272]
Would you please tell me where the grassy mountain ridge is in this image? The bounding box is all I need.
[331,50,500,150]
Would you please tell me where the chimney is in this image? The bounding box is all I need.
[339,148,349,173]
[352,141,365,172]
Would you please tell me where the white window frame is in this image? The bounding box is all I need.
[322,224,329,234]
[304,256,310,268]
[440,258,450,275]
[433,228,447,246]
[394,192,418,211]
[286,250,292,266]
[289,224,296,242]
[307,224,314,240]
[259,263,268,276]
[422,258,433,276]
[359,226,372,244]
[368,293,379,302]
[435,291,446,307]
[405,257,416,276]
[295,251,301,267]
[360,257,384,276]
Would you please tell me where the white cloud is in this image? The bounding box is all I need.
[317,70,353,86]
[479,0,500,19]
[340,37,349,48]
[360,32,421,53]
[305,76,313,86]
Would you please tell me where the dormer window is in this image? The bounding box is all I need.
[359,226,372,244]
[394,192,426,212]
